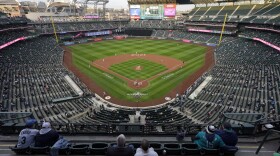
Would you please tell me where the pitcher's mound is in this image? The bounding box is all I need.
[134,65,142,71]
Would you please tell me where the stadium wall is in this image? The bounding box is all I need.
[124,29,153,36]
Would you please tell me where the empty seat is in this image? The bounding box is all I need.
[129,142,141,149]
[200,148,219,155]
[164,143,181,155]
[150,142,163,154]
[70,144,90,155]
[58,144,71,155]
[90,142,109,155]
[181,143,200,155]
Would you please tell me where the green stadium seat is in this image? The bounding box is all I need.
[70,144,90,155]
[90,142,109,155]
[164,143,181,155]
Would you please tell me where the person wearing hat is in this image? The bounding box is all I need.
[193,125,225,149]
[34,122,59,147]
[17,119,39,148]
[215,122,238,146]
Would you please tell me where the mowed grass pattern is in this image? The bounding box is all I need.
[109,59,167,80]
[69,39,207,102]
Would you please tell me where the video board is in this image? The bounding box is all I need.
[164,4,176,17]
[130,4,176,20]
[140,5,164,20]
[130,5,141,20]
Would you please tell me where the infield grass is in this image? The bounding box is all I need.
[68,39,207,102]
[109,58,167,80]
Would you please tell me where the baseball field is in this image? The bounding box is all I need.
[66,39,209,104]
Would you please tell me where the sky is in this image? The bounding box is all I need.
[107,0,128,9]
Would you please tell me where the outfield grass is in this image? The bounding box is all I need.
[68,39,207,102]
[109,58,167,80]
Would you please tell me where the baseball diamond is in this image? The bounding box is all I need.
[63,38,214,107]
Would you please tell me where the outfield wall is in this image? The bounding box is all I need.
[124,29,153,36]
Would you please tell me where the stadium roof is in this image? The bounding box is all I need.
[0,0,19,5]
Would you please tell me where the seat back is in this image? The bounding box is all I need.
[90,142,109,155]
[150,142,163,155]
[200,148,219,156]
[10,146,31,155]
[71,144,90,155]
[164,143,181,155]
[181,143,200,155]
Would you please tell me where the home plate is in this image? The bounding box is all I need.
[165,97,171,101]
[105,96,111,100]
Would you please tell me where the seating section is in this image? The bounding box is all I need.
[0,35,93,126]
[151,30,221,44]
[241,28,280,46]
[0,30,30,45]
[34,21,128,34]
[127,20,175,29]
[187,3,280,25]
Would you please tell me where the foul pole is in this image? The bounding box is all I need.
[51,16,59,43]
[219,13,227,45]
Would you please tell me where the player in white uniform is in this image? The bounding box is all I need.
[17,119,38,148]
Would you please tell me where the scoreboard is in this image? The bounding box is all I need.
[130,4,176,20]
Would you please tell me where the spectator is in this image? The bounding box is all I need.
[106,134,134,156]
[135,139,158,156]
[193,125,225,149]
[34,122,59,147]
[16,119,38,148]
[176,127,186,141]
[215,122,238,146]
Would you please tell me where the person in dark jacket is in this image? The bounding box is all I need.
[34,122,59,147]
[106,134,134,156]
[215,122,238,146]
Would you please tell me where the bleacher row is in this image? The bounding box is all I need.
[10,142,238,156]
[187,3,280,25]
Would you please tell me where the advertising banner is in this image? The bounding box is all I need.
[182,39,192,43]
[140,5,164,20]
[0,37,25,50]
[85,30,112,37]
[164,4,176,17]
